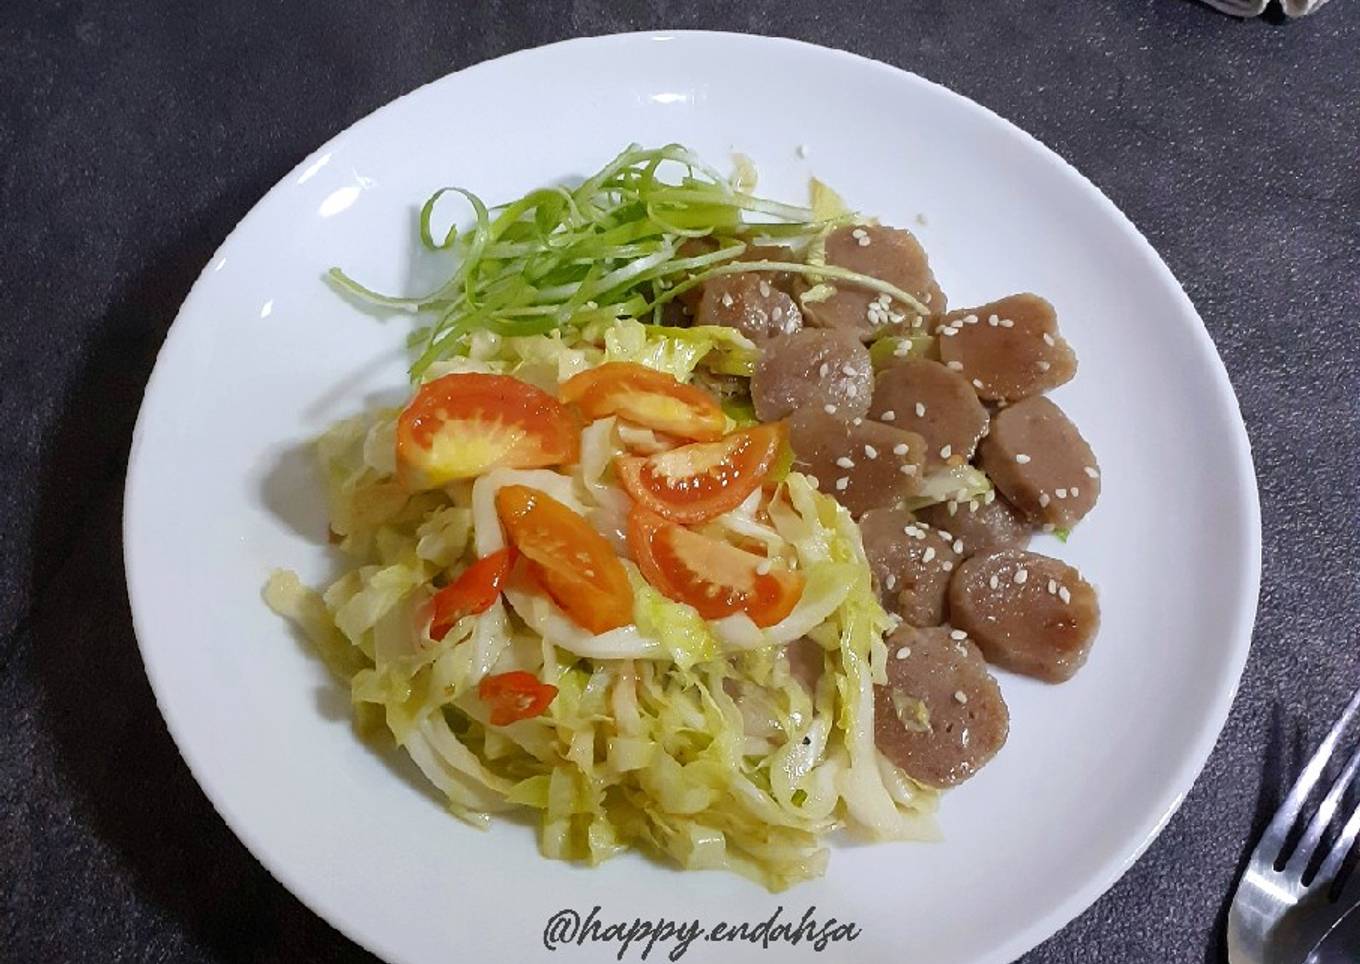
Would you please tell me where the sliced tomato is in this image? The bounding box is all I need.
[495,484,633,634]
[615,423,785,524]
[396,373,579,490]
[478,671,558,725]
[560,362,725,441]
[428,548,515,641]
[627,506,803,627]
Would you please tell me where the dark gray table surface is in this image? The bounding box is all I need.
[3,1,1358,961]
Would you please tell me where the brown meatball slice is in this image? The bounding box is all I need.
[869,357,989,468]
[695,272,802,341]
[978,396,1100,528]
[874,625,1009,788]
[789,413,926,519]
[859,508,960,625]
[803,225,945,340]
[936,294,1078,402]
[948,548,1100,683]
[782,636,825,694]
[752,329,872,422]
[916,495,1032,558]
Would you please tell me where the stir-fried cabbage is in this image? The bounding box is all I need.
[267,398,939,889]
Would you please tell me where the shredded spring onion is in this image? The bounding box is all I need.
[329,144,927,381]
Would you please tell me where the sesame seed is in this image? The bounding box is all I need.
[953,690,969,705]
[759,280,772,297]
[989,573,999,590]
[845,384,858,397]
[941,326,958,337]
[1015,453,1031,464]
[895,645,911,659]
[755,558,772,575]
[1084,466,1100,479]
[1039,493,1051,507]
[953,539,964,554]
[987,314,999,327]
[834,477,849,491]
[999,318,1014,328]
[772,307,784,322]
[893,342,912,357]
[857,235,871,247]
[818,362,830,378]
[904,525,924,539]
[968,499,979,511]
[1013,568,1028,585]
[1036,360,1051,372]
[915,402,926,417]
[1043,333,1056,346]
[1056,488,1068,499]
[824,404,838,415]
[947,360,964,371]
[924,292,933,304]
[892,443,909,455]
[835,456,855,469]
[851,228,867,239]
[1047,579,1058,595]
[721,292,734,308]
[864,444,878,459]
[949,629,967,640]
[1071,486,1080,497]
[1058,586,1072,604]
[899,463,918,476]
[938,529,952,540]
[796,143,809,158]
[912,315,925,328]
[939,445,952,459]
[841,364,857,376]
[877,293,892,306]
[882,410,897,421]
[852,417,863,426]
[947,500,958,515]
[963,314,979,325]
[886,574,897,590]
[942,561,954,571]
[923,546,937,563]
[972,378,984,389]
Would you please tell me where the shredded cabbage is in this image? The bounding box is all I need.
[266,409,938,889]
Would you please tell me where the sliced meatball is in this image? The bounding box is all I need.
[978,396,1100,528]
[874,624,1009,788]
[948,548,1100,683]
[752,329,873,422]
[858,508,960,625]
[936,294,1078,402]
[695,273,802,341]
[869,357,989,468]
[790,413,926,519]
[916,494,1032,557]
[802,225,945,340]
[783,636,825,694]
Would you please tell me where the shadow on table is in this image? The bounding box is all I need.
[27,205,376,962]
[1204,701,1308,964]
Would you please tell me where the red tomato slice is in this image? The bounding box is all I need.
[560,362,725,441]
[627,506,803,627]
[478,671,558,725]
[495,484,633,634]
[396,373,579,490]
[428,548,515,641]
[615,423,785,524]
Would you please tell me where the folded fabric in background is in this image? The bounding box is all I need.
[1202,0,1331,15]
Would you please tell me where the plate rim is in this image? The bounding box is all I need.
[122,28,1263,964]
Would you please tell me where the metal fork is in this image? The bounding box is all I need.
[1228,686,1360,963]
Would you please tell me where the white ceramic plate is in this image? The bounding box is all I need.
[124,31,1260,964]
